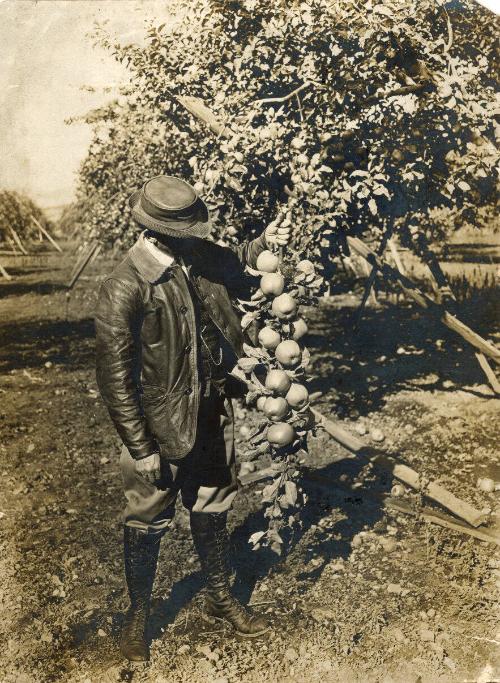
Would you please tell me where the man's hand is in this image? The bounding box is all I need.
[264,220,291,248]
[135,452,161,485]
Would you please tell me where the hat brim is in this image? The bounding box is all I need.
[128,190,212,239]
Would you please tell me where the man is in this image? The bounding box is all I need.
[95,175,290,661]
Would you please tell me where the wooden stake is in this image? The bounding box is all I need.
[0,264,12,280]
[474,353,500,395]
[384,498,500,546]
[67,240,99,289]
[347,236,500,365]
[387,238,406,275]
[31,215,63,253]
[8,226,28,255]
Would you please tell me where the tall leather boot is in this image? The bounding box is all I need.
[120,526,161,661]
[190,511,269,637]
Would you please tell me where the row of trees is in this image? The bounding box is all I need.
[0,190,53,248]
[69,0,498,273]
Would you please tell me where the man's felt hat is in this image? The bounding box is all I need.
[128,175,211,238]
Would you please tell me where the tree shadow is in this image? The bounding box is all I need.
[0,281,69,297]
[148,571,205,640]
[229,455,393,605]
[305,299,496,418]
[0,318,95,372]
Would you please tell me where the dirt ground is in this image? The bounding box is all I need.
[0,250,499,683]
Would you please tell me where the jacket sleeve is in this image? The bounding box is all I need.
[219,231,268,300]
[94,277,157,460]
[232,231,268,270]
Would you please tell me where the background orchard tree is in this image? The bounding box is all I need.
[71,0,499,278]
[0,190,52,247]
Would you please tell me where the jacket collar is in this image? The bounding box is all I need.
[129,231,176,284]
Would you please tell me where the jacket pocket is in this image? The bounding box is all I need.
[141,306,162,345]
[141,385,192,459]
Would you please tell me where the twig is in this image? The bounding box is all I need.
[248,600,276,607]
[252,81,311,106]
[296,93,304,122]
[435,0,454,53]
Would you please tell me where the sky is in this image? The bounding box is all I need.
[0,0,498,210]
[0,0,169,209]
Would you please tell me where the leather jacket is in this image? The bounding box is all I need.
[95,231,267,461]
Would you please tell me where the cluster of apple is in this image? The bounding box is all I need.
[250,248,315,454]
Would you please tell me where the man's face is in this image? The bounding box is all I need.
[153,233,199,256]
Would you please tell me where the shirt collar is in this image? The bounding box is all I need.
[129,231,176,284]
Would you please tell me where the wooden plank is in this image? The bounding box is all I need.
[310,408,370,455]
[347,236,500,364]
[475,353,500,395]
[8,226,28,255]
[0,264,12,280]
[67,240,99,289]
[370,455,487,527]
[384,498,500,546]
[31,215,63,253]
[238,466,499,545]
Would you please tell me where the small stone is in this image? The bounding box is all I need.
[329,560,344,573]
[44,361,53,369]
[311,607,337,623]
[391,484,405,497]
[284,647,298,662]
[41,630,53,643]
[419,627,435,642]
[429,642,444,659]
[276,588,284,596]
[354,422,367,435]
[177,644,190,655]
[97,629,106,637]
[380,538,397,553]
[100,457,110,465]
[196,644,218,661]
[427,608,436,618]
[27,443,35,454]
[351,534,363,548]
[393,627,405,643]
[370,428,385,442]
[442,380,454,389]
[444,657,456,672]
[477,477,495,493]
[387,583,403,595]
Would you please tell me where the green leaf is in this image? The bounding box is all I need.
[237,357,259,373]
[284,480,298,506]
[248,531,266,545]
